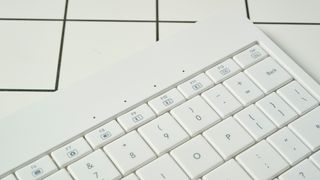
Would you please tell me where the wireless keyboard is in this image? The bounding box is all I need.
[1,10,320,180]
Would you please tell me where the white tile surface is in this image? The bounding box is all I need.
[0,0,66,19]
[60,21,155,86]
[248,0,320,23]
[159,0,247,21]
[67,0,155,20]
[159,23,193,40]
[0,21,62,89]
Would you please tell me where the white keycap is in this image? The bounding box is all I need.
[117,104,156,132]
[138,113,189,155]
[148,88,185,115]
[224,72,264,106]
[206,59,241,83]
[136,154,189,180]
[44,169,72,180]
[103,131,156,176]
[203,117,255,160]
[310,150,320,168]
[85,120,125,149]
[236,140,289,180]
[171,135,223,179]
[256,93,298,127]
[234,44,268,68]
[68,149,121,180]
[235,105,276,141]
[1,174,17,180]
[122,174,139,180]
[15,156,57,180]
[278,81,318,115]
[202,84,242,118]
[267,127,311,165]
[245,57,292,93]
[203,159,252,180]
[279,159,320,180]
[171,96,221,136]
[178,73,214,99]
[51,138,92,168]
[289,107,320,151]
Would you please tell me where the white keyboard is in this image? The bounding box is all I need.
[1,13,320,180]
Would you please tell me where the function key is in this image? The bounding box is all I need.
[85,120,125,149]
[234,44,268,68]
[51,138,92,168]
[178,73,213,99]
[148,88,185,115]
[118,104,156,132]
[206,59,241,83]
[15,156,57,180]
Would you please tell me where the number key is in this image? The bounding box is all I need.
[138,113,189,155]
[103,131,156,175]
[68,149,121,180]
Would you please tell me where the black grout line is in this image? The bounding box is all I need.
[0,18,197,23]
[67,19,155,23]
[159,20,196,23]
[244,0,250,19]
[54,0,69,91]
[156,0,159,41]
[0,18,63,21]
[0,89,57,92]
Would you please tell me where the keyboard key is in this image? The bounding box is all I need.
[171,135,223,179]
[178,73,213,99]
[44,169,72,180]
[235,105,276,141]
[206,59,241,83]
[278,81,318,115]
[85,120,125,149]
[245,57,292,93]
[15,156,57,180]
[236,140,289,180]
[1,174,17,180]
[2,175,17,180]
[224,72,264,106]
[256,92,298,127]
[122,174,139,180]
[68,149,121,180]
[171,96,221,136]
[202,84,242,118]
[203,117,254,160]
[51,138,92,168]
[310,150,320,168]
[136,154,189,180]
[138,113,189,155]
[233,44,268,68]
[117,104,156,132]
[103,131,156,175]
[148,88,185,115]
[279,159,320,180]
[203,159,252,180]
[289,107,320,151]
[267,127,311,165]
